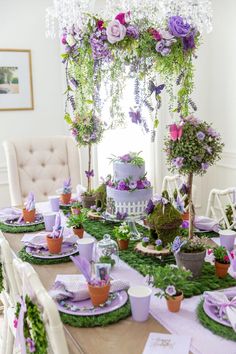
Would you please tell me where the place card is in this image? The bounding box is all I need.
[142,332,191,354]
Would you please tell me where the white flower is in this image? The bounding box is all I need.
[66,34,76,47]
[106,20,126,44]
[165,285,176,297]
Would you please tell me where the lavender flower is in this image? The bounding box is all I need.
[145,199,155,215]
[175,196,185,213]
[155,239,162,246]
[181,220,189,229]
[182,31,196,51]
[180,183,189,195]
[197,131,205,141]
[171,236,186,253]
[172,157,184,169]
[161,47,171,56]
[155,40,165,53]
[201,162,209,170]
[165,285,176,297]
[136,180,145,189]
[142,179,151,188]
[126,25,139,39]
[129,181,137,190]
[207,127,220,138]
[90,34,111,60]
[142,237,149,243]
[117,181,128,190]
[26,338,36,353]
[119,154,131,162]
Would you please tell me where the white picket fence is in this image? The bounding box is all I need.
[115,200,148,216]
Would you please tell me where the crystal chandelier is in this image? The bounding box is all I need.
[45,0,212,38]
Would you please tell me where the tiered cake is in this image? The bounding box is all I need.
[106,153,153,217]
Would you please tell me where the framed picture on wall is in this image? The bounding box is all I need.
[0,49,34,111]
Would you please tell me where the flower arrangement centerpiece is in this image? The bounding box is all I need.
[164,116,224,238]
[209,246,234,278]
[60,177,72,204]
[145,191,182,246]
[22,192,36,223]
[46,213,63,254]
[148,264,191,312]
[62,11,201,141]
[113,222,131,250]
[171,235,207,277]
[67,210,87,238]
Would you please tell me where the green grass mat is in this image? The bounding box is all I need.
[0,222,45,234]
[18,247,79,265]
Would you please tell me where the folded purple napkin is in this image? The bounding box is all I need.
[51,213,62,238]
[0,207,22,221]
[63,177,72,194]
[194,216,219,232]
[21,232,77,250]
[49,274,129,302]
[25,192,35,211]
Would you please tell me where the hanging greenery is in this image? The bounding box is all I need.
[61,11,200,139]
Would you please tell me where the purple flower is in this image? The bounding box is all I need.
[180,183,189,195]
[161,47,171,56]
[165,285,176,297]
[207,127,220,138]
[129,181,137,190]
[126,25,139,39]
[201,162,209,170]
[129,110,142,124]
[116,211,128,220]
[155,239,162,246]
[197,131,205,141]
[172,236,186,253]
[26,338,36,353]
[145,199,155,215]
[137,180,145,189]
[172,157,184,169]
[175,196,185,213]
[117,180,128,190]
[106,20,126,44]
[90,34,111,60]
[155,40,165,53]
[182,30,196,51]
[142,237,149,243]
[181,220,189,229]
[168,16,191,38]
[142,179,151,188]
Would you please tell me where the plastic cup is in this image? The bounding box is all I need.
[128,286,152,322]
[48,196,60,212]
[77,238,95,262]
[219,229,236,251]
[43,212,57,232]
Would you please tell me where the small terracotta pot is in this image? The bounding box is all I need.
[22,208,36,223]
[60,193,71,205]
[73,227,84,238]
[182,212,189,221]
[71,207,81,215]
[46,235,63,254]
[166,293,183,313]
[215,261,230,278]
[118,239,129,250]
[88,283,111,307]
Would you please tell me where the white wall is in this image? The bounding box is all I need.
[0,0,66,206]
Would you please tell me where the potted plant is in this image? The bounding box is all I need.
[22,192,36,223]
[142,236,150,247]
[171,236,207,277]
[113,222,131,250]
[71,201,82,215]
[46,214,63,254]
[60,177,72,204]
[148,264,191,312]
[98,255,116,267]
[211,246,233,278]
[146,191,182,246]
[67,211,87,238]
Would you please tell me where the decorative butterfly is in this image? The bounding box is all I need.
[148,81,165,98]
[169,123,183,141]
[85,170,94,178]
[129,109,142,124]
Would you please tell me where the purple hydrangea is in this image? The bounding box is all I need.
[90,34,111,60]
[145,199,155,215]
[197,131,205,141]
[201,162,209,170]
[126,25,139,39]
[165,285,176,297]
[172,157,184,169]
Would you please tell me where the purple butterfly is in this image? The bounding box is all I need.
[129,110,142,124]
[85,170,94,178]
[116,211,128,220]
[149,81,165,97]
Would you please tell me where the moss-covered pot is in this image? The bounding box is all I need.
[82,195,96,209]
[175,250,206,278]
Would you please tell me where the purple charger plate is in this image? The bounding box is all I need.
[3,213,44,227]
[203,289,236,327]
[25,242,79,259]
[57,290,128,316]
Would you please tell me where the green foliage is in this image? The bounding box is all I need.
[0,222,44,234]
[95,183,107,211]
[12,77,18,84]
[213,246,229,264]
[148,264,192,297]
[71,201,82,208]
[110,152,144,167]
[113,223,131,240]
[66,210,87,228]
[99,256,116,267]
[164,118,224,176]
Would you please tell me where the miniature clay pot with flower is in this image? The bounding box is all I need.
[60,177,72,205]
[164,116,224,239]
[148,264,191,312]
[46,214,63,254]
[113,222,131,250]
[22,192,36,223]
[67,211,87,238]
[146,191,182,246]
[71,201,82,215]
[172,236,206,278]
[211,246,233,278]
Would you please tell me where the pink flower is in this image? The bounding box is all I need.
[97,20,104,30]
[207,249,213,255]
[106,20,126,44]
[61,35,67,45]
[149,28,162,41]
[224,255,229,263]
[13,318,18,328]
[115,11,131,25]
[169,123,183,141]
[230,252,235,259]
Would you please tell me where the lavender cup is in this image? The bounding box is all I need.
[77,238,95,262]
[219,229,236,251]
[43,212,57,232]
[48,196,60,212]
[128,286,152,322]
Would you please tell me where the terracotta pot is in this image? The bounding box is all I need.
[215,261,230,278]
[118,239,129,250]
[60,193,71,205]
[88,283,111,307]
[182,212,189,221]
[166,293,183,313]
[71,207,81,215]
[73,227,84,238]
[175,250,206,278]
[46,235,63,254]
[82,195,96,209]
[22,208,36,223]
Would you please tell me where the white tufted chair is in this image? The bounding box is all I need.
[3,136,82,206]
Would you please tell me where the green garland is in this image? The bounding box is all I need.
[15,295,48,353]
[197,300,236,342]
[0,222,44,234]
[18,247,79,265]
[60,300,131,328]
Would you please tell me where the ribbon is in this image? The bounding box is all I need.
[219,298,236,318]
[227,251,236,273]
[15,296,27,354]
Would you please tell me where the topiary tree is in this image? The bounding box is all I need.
[164,115,224,238]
